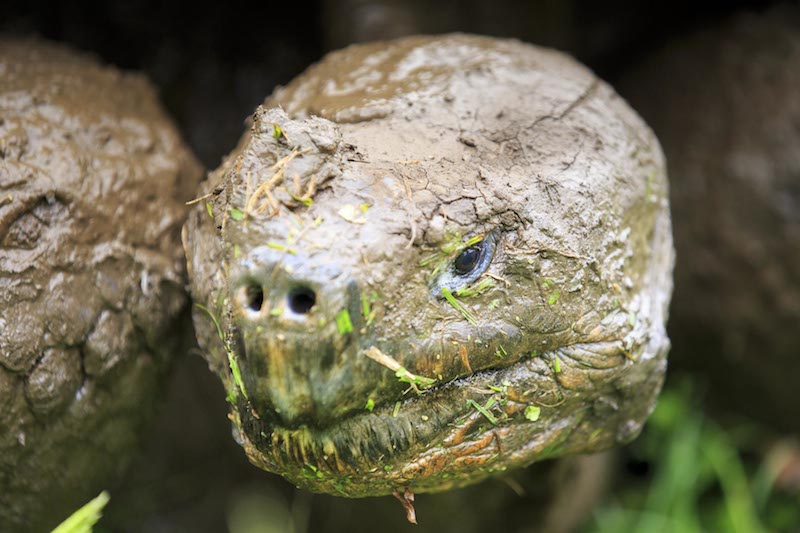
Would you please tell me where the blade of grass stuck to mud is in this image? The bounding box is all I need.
[361,292,371,322]
[266,241,297,255]
[228,349,248,400]
[286,188,313,207]
[419,252,443,267]
[52,491,110,533]
[195,303,223,341]
[441,287,477,325]
[462,234,484,248]
[336,309,353,335]
[194,305,248,400]
[524,405,541,422]
[420,234,484,273]
[466,399,498,425]
[455,277,495,298]
[395,367,436,391]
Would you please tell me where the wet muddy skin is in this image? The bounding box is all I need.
[185,34,673,498]
[0,39,202,532]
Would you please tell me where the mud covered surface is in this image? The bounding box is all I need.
[621,6,800,432]
[185,34,673,497]
[105,354,613,533]
[0,39,202,531]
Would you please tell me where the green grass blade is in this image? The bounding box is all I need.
[52,491,110,533]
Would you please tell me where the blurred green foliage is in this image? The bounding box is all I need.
[584,381,800,533]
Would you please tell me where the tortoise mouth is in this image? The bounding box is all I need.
[231,340,622,496]
[232,313,540,429]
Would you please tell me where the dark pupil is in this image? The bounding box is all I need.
[454,246,480,275]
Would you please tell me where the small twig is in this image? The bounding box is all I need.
[365,346,404,372]
[246,147,312,215]
[404,218,417,250]
[459,345,473,373]
[185,191,215,206]
[498,474,526,497]
[486,272,511,287]
[365,346,435,393]
[392,488,417,525]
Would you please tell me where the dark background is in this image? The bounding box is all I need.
[0,0,779,169]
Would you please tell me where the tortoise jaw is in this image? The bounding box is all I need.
[231,347,579,496]
[229,331,659,498]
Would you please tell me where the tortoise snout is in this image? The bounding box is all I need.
[235,278,319,320]
[229,246,368,427]
[231,246,355,326]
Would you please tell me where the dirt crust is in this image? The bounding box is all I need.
[0,38,202,531]
[185,34,673,496]
[621,6,800,432]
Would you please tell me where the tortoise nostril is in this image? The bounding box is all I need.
[288,286,316,314]
[243,284,264,313]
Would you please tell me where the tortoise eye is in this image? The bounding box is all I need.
[448,234,495,283]
[430,232,497,296]
[454,246,480,275]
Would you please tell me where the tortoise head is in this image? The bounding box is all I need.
[183,34,673,497]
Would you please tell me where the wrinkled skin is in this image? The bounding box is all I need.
[185,34,673,497]
[0,39,202,531]
[622,7,800,432]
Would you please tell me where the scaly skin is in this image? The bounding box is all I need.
[184,34,673,497]
[0,39,202,531]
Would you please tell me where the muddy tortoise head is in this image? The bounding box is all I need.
[0,38,201,530]
[184,34,673,497]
